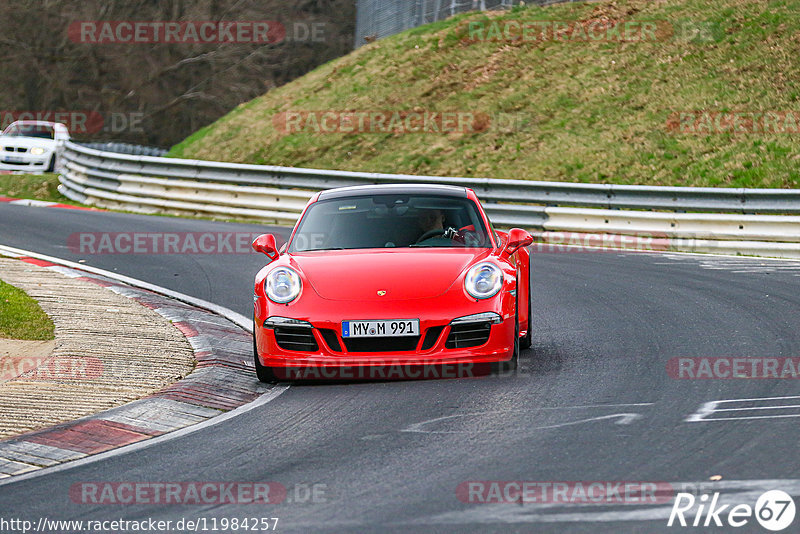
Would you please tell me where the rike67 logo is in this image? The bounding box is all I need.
[668,490,796,531]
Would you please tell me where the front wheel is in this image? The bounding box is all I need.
[520,256,532,350]
[253,323,277,383]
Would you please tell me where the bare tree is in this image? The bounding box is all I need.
[0,0,355,147]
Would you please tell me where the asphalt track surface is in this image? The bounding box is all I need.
[1,203,799,533]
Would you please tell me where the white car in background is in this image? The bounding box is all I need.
[0,121,70,173]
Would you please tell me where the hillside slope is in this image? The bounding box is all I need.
[170,0,800,188]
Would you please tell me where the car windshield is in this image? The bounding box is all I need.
[2,124,55,139]
[289,194,492,252]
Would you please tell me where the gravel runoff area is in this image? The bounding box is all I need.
[0,257,195,439]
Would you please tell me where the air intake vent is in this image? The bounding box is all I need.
[274,326,318,352]
[319,329,342,352]
[420,326,444,351]
[445,322,491,349]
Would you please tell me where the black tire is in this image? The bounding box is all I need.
[492,323,519,375]
[253,322,277,383]
[45,155,55,173]
[520,255,533,350]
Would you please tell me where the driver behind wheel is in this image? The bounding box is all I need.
[415,208,479,246]
[417,208,445,237]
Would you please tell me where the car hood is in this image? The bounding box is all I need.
[0,136,56,149]
[290,249,493,301]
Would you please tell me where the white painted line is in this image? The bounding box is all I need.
[697,414,800,422]
[686,395,800,422]
[538,244,800,262]
[9,199,57,207]
[404,413,643,434]
[47,265,82,278]
[713,405,800,412]
[730,269,790,273]
[660,251,800,263]
[0,385,289,487]
[706,394,800,404]
[403,405,651,434]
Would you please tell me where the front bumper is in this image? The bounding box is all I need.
[254,315,516,368]
[0,153,52,171]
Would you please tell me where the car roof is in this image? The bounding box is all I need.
[318,184,467,201]
[3,121,69,134]
[7,120,61,127]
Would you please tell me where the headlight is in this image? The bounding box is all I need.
[265,267,302,303]
[30,147,46,155]
[464,262,503,299]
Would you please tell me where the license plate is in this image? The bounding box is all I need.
[342,319,419,338]
[2,156,23,163]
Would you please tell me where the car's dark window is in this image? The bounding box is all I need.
[2,124,55,139]
[289,194,492,252]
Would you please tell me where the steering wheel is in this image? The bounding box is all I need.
[415,229,447,244]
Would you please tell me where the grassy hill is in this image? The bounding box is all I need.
[169,0,800,188]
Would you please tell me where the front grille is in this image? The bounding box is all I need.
[445,321,492,349]
[3,147,12,152]
[319,329,342,352]
[16,147,27,153]
[342,336,420,353]
[274,326,318,352]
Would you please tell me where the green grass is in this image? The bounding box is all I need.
[0,173,67,202]
[169,0,800,188]
[0,280,55,340]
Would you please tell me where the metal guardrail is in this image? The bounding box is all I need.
[78,142,168,157]
[57,141,800,258]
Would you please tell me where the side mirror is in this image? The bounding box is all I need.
[252,234,279,259]
[501,228,534,257]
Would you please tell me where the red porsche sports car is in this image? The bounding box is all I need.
[251,184,533,381]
